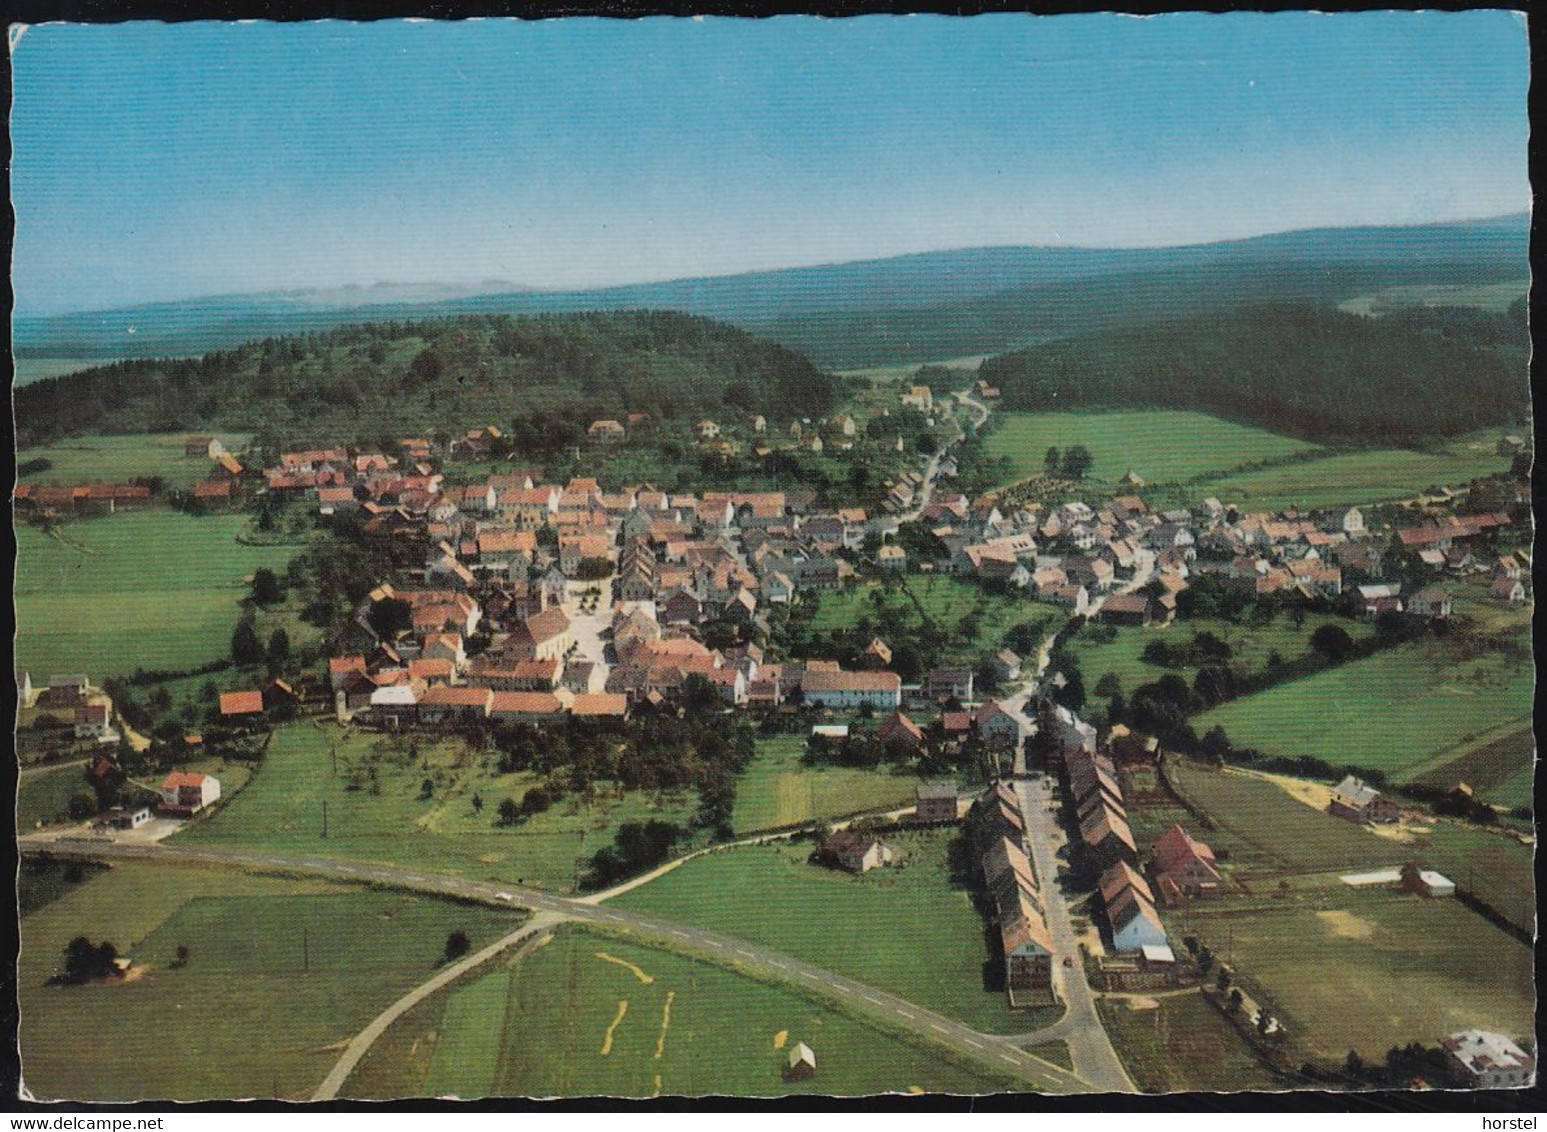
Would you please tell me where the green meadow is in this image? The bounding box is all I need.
[1195,431,1511,511]
[17,861,515,1101]
[982,410,1315,489]
[13,512,302,679]
[613,829,1047,1035]
[345,925,1015,1099]
[731,732,921,833]
[1195,639,1533,804]
[17,432,253,489]
[1185,895,1534,1062]
[177,723,699,893]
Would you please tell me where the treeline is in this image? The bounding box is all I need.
[979,304,1528,443]
[15,310,844,446]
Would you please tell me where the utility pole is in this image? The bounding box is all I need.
[321,799,328,838]
[331,744,337,776]
[302,928,310,973]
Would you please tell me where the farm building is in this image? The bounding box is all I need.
[97,805,151,831]
[822,830,894,874]
[800,669,902,711]
[878,711,925,752]
[1399,863,1456,899]
[1441,1031,1534,1090]
[1150,824,1222,904]
[785,1042,817,1081]
[915,781,960,823]
[1328,775,1401,824]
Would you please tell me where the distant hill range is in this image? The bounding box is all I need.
[15,214,1529,370]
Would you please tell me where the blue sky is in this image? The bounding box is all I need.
[10,12,1530,315]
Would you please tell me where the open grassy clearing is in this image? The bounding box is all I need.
[13,512,302,679]
[17,861,515,1101]
[1337,278,1529,316]
[1065,612,1374,704]
[176,723,699,893]
[1185,894,1533,1062]
[16,432,253,488]
[1164,759,1534,931]
[614,829,1046,1035]
[1098,989,1284,1094]
[346,925,1015,1099]
[982,410,1315,489]
[1194,431,1511,511]
[1194,639,1532,801]
[732,732,920,834]
[17,764,92,832]
[810,574,1064,665]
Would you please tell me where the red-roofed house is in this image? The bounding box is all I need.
[160,772,222,815]
[1150,824,1222,905]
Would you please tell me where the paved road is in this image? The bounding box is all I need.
[22,837,1094,1094]
[1012,774,1134,1092]
[898,391,988,524]
[996,622,1136,1093]
[312,912,566,1101]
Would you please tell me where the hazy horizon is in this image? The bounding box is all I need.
[14,208,1533,320]
[12,13,1530,316]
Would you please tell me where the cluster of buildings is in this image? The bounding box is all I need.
[13,482,153,517]
[15,672,120,746]
[971,781,1057,1009]
[1044,700,1222,958]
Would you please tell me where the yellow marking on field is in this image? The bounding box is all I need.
[600,999,629,1056]
[1316,910,1376,940]
[773,1030,788,1050]
[596,952,654,984]
[907,1086,925,1095]
[653,1074,663,1097]
[654,990,675,1060]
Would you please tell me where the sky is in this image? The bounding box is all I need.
[10,12,1532,315]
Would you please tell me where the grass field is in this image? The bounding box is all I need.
[16,432,253,489]
[810,574,1064,665]
[16,764,92,831]
[345,925,1015,1099]
[14,512,302,679]
[1163,759,1534,931]
[1098,990,1285,1094]
[177,723,699,892]
[1195,639,1533,804]
[1185,894,1534,1062]
[1194,432,1511,511]
[1065,612,1374,704]
[614,830,1045,1035]
[17,861,516,1101]
[732,733,920,834]
[1337,278,1530,316]
[983,411,1315,489]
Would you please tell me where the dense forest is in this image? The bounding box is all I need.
[978,303,1530,443]
[14,311,843,446]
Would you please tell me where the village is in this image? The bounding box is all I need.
[14,367,1534,1096]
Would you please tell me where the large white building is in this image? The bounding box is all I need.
[800,669,902,711]
[1441,1031,1534,1089]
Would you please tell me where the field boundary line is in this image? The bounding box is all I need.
[312,911,565,1101]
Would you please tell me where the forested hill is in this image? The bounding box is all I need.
[14,311,844,447]
[978,304,1530,443]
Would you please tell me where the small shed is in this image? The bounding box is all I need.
[786,1042,817,1081]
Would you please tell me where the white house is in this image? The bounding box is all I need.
[160,772,221,816]
[823,830,895,873]
[1441,1031,1535,1089]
